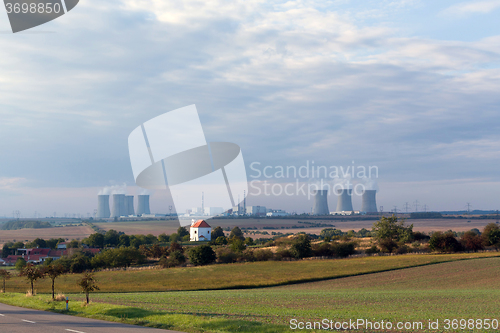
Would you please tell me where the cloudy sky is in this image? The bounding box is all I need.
[0,0,499,217]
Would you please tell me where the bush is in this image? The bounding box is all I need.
[253,249,274,261]
[482,223,500,249]
[188,245,216,266]
[274,248,294,260]
[332,242,356,258]
[460,231,484,252]
[215,236,228,245]
[230,239,246,252]
[216,247,239,264]
[429,232,462,253]
[365,245,380,254]
[159,250,186,268]
[394,245,409,254]
[379,238,398,253]
[290,234,312,258]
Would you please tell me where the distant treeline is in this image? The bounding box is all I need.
[409,212,443,219]
[0,220,52,230]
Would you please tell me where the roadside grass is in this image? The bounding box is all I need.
[3,252,500,294]
[0,293,293,333]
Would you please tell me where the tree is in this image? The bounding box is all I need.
[158,233,170,243]
[290,234,312,258]
[169,241,183,253]
[429,232,462,252]
[78,272,100,304]
[67,239,79,248]
[177,227,189,238]
[460,230,484,252]
[15,257,27,271]
[104,230,120,247]
[372,215,413,246]
[244,237,254,246]
[215,236,228,245]
[44,264,64,300]
[159,250,186,268]
[229,227,245,241]
[212,226,225,240]
[21,264,45,295]
[169,233,180,243]
[118,234,130,247]
[482,223,500,249]
[188,245,216,266]
[26,238,47,249]
[70,253,92,273]
[86,233,105,248]
[230,239,245,252]
[0,270,11,293]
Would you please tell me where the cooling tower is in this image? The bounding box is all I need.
[312,190,329,215]
[336,189,353,212]
[137,195,151,215]
[97,195,110,218]
[361,190,378,213]
[111,194,126,218]
[126,195,135,216]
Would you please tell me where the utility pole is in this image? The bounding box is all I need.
[423,204,428,213]
[404,202,410,214]
[466,203,471,215]
[414,200,419,213]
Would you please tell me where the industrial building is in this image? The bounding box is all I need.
[361,190,378,213]
[246,206,267,216]
[336,189,353,212]
[97,195,111,218]
[137,194,151,216]
[312,190,329,215]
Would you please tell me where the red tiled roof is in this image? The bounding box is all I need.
[191,220,211,228]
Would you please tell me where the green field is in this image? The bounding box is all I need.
[3,252,498,293]
[1,256,499,332]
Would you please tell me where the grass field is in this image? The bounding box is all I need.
[1,257,499,332]
[2,252,499,294]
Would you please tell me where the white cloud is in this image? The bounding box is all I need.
[443,0,500,16]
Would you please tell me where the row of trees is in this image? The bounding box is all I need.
[371,215,500,253]
[2,238,66,257]
[0,263,99,304]
[429,223,500,252]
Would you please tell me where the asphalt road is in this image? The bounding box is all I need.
[0,303,185,333]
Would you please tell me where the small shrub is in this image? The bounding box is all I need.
[274,248,293,260]
[216,247,239,264]
[188,245,216,266]
[365,245,380,254]
[253,249,274,261]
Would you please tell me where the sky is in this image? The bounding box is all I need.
[0,0,500,217]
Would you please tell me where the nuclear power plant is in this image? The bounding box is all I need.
[137,195,151,216]
[126,195,135,215]
[312,190,329,215]
[361,190,378,213]
[111,194,126,218]
[97,195,111,218]
[336,189,354,212]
